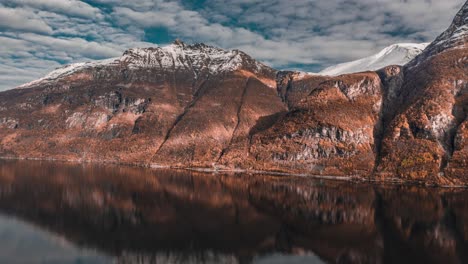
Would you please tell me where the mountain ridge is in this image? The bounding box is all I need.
[407,1,468,69]
[17,41,274,89]
[17,41,428,89]
[318,43,429,76]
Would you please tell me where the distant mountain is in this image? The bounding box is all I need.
[18,41,272,89]
[318,43,429,76]
[0,1,467,186]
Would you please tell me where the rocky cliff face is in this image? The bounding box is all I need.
[234,1,468,184]
[245,72,384,175]
[377,1,468,184]
[0,2,467,185]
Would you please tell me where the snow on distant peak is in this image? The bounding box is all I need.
[318,43,429,76]
[16,58,120,89]
[120,41,248,73]
[16,41,268,89]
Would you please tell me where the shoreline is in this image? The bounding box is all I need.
[1,155,467,189]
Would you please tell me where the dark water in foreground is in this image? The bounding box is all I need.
[0,160,468,264]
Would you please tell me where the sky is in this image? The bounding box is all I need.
[0,0,465,91]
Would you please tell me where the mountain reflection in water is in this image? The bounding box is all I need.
[0,160,467,264]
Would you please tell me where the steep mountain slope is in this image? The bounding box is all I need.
[233,2,467,184]
[377,1,468,184]
[319,43,428,76]
[236,67,400,176]
[0,41,285,167]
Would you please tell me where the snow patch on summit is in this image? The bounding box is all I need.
[120,43,249,73]
[318,43,429,76]
[16,58,119,89]
[16,41,268,89]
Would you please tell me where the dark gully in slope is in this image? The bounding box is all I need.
[0,2,467,185]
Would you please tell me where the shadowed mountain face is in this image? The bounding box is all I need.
[0,2,467,185]
[1,160,468,264]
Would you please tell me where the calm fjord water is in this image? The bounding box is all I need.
[0,160,467,264]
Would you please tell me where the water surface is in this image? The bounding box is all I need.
[0,160,467,263]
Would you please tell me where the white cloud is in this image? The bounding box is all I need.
[0,60,62,89]
[0,7,53,34]
[19,33,122,58]
[0,29,157,90]
[112,7,177,28]
[3,0,103,19]
[0,0,465,91]
[109,0,465,67]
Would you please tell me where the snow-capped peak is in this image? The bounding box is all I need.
[318,43,429,76]
[16,58,121,89]
[17,41,268,89]
[120,41,249,73]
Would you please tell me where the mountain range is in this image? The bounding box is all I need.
[0,1,467,186]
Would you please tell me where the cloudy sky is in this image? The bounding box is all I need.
[0,0,465,91]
